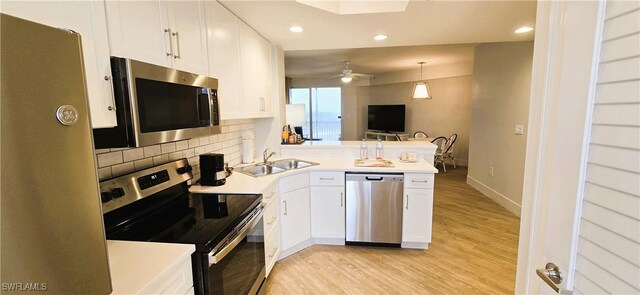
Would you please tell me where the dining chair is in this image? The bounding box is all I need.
[444,134,458,169]
[430,136,448,172]
[413,131,428,139]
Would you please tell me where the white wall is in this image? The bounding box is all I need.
[466,41,534,216]
[367,76,472,165]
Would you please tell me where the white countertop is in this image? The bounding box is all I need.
[107,240,195,294]
[189,157,438,195]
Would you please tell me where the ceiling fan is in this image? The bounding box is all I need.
[329,61,373,83]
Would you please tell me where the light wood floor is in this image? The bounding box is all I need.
[264,167,521,294]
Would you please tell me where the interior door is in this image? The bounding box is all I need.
[516,1,640,294]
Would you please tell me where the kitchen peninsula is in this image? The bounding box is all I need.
[189,141,438,276]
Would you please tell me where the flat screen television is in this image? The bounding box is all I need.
[367,104,405,132]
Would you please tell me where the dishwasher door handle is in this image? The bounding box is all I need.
[365,176,383,181]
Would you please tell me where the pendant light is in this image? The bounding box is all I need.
[412,62,432,99]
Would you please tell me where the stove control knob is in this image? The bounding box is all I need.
[100,191,113,203]
[111,187,125,199]
[177,164,193,174]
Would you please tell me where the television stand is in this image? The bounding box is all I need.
[365,131,410,141]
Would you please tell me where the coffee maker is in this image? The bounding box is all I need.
[200,153,227,186]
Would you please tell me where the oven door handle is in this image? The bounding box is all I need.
[208,204,264,265]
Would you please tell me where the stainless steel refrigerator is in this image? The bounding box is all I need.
[1,14,112,294]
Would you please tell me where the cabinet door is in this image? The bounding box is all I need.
[166,1,208,75]
[280,187,311,251]
[1,1,117,128]
[238,22,271,118]
[255,35,272,117]
[402,188,434,243]
[105,1,171,68]
[310,186,345,239]
[205,1,243,120]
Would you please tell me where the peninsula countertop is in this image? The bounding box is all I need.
[189,157,438,195]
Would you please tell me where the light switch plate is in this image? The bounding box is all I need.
[515,124,524,135]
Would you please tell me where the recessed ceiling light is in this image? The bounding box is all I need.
[290,26,304,33]
[374,34,388,41]
[514,26,534,34]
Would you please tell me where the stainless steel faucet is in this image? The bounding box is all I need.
[263,148,276,165]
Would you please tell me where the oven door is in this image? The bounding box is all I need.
[205,204,266,295]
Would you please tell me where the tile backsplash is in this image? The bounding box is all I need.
[95,119,254,182]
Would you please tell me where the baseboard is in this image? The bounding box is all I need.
[313,238,345,245]
[401,242,428,249]
[278,239,314,260]
[466,175,522,217]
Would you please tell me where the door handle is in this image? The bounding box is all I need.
[164,28,173,57]
[405,195,409,210]
[340,192,343,207]
[283,200,288,216]
[172,31,181,59]
[536,262,572,294]
[365,176,383,181]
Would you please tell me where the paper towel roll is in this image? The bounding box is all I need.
[242,131,254,164]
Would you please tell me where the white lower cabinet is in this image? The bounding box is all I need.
[280,187,311,251]
[261,182,280,276]
[310,173,345,243]
[401,188,434,247]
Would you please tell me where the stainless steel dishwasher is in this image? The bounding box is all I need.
[345,173,404,246]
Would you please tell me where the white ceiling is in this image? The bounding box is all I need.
[221,0,537,78]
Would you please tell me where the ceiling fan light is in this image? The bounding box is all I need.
[341,75,353,83]
[412,82,431,99]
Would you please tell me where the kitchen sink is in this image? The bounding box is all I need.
[237,165,286,177]
[237,158,318,177]
[270,159,318,170]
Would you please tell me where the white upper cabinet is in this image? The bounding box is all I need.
[1,1,117,128]
[238,22,273,118]
[205,1,242,120]
[204,3,275,119]
[165,1,208,75]
[105,1,208,75]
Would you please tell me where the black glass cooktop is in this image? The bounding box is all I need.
[103,183,261,252]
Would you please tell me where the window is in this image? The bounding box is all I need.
[289,87,342,141]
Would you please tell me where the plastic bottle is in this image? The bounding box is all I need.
[376,139,384,159]
[360,139,368,160]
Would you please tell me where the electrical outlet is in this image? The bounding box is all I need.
[515,124,524,135]
[489,167,494,176]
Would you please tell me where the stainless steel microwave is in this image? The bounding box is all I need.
[94,57,221,148]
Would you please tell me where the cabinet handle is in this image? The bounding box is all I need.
[164,28,173,56]
[104,76,111,81]
[267,216,277,225]
[411,179,429,183]
[107,106,114,111]
[340,192,343,207]
[283,200,287,216]
[319,177,334,181]
[268,247,278,258]
[172,31,181,59]
[406,195,409,210]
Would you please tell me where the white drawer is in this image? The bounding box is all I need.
[310,171,345,186]
[263,199,280,236]
[262,182,279,207]
[404,173,435,189]
[265,226,280,276]
[279,173,309,193]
